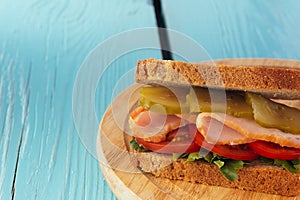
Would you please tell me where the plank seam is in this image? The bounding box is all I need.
[11,65,32,200]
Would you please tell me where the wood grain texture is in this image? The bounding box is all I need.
[98,85,172,200]
[0,1,157,199]
[98,59,300,199]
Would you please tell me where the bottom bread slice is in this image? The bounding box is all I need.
[135,153,300,197]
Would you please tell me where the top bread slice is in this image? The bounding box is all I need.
[135,58,300,100]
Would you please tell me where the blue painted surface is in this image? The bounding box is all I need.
[0,1,157,199]
[163,0,300,60]
[1,1,300,199]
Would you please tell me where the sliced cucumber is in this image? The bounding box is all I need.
[187,87,253,118]
[139,86,189,114]
[246,92,300,135]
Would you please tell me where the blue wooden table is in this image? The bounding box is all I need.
[1,1,300,199]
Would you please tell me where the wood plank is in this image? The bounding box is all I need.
[161,0,300,60]
[0,0,158,199]
[99,59,300,200]
[0,56,30,200]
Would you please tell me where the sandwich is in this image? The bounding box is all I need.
[128,58,300,196]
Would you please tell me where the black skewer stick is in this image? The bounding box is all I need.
[153,0,173,60]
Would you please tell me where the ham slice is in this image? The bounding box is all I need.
[129,107,189,143]
[197,113,300,148]
[176,114,198,124]
[197,114,255,145]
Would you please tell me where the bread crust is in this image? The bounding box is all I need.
[135,152,300,197]
[136,58,300,99]
[134,58,300,196]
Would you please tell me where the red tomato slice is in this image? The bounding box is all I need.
[209,144,259,161]
[135,126,200,154]
[248,140,300,160]
[188,124,258,161]
[135,137,200,154]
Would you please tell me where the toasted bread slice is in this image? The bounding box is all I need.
[135,152,300,197]
[135,58,300,99]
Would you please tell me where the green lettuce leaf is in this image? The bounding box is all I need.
[214,160,244,182]
[260,157,300,174]
[274,159,300,174]
[295,164,300,171]
[292,158,300,171]
[130,140,300,182]
[129,139,148,152]
[186,152,202,162]
[186,152,245,182]
[213,160,224,168]
[291,158,300,165]
[173,153,189,161]
[260,157,273,165]
[204,152,219,163]
[186,149,211,162]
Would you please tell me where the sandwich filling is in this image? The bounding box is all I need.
[129,86,300,181]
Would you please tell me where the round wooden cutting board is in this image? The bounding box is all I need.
[97,59,300,200]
